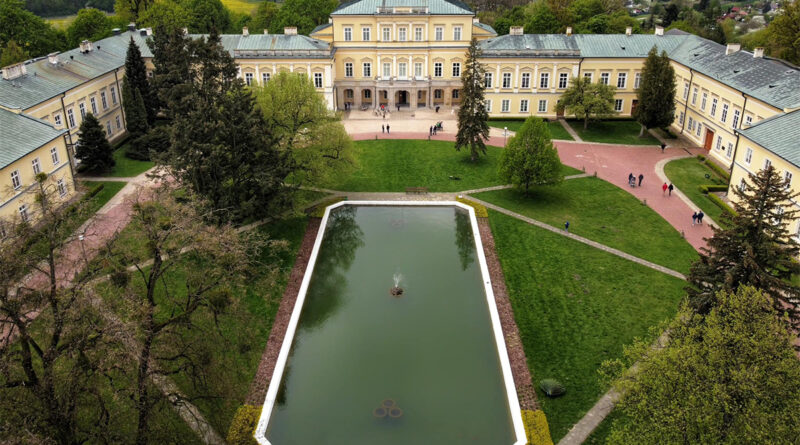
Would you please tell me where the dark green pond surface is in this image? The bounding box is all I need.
[266,206,516,445]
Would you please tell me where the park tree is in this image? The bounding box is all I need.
[147,25,192,118]
[124,37,157,125]
[136,0,191,34]
[766,0,800,64]
[558,76,616,129]
[272,0,339,35]
[114,0,154,23]
[524,1,561,34]
[76,113,115,173]
[66,8,114,48]
[456,38,490,162]
[254,72,354,186]
[0,0,66,60]
[187,0,232,33]
[249,0,280,33]
[498,117,563,192]
[634,47,676,137]
[686,166,800,327]
[602,286,800,444]
[0,39,28,67]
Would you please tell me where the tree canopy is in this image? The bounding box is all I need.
[76,113,115,173]
[0,0,65,62]
[66,7,114,47]
[557,75,616,129]
[634,47,676,137]
[498,117,563,192]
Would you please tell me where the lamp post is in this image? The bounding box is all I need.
[78,234,88,267]
[503,126,508,147]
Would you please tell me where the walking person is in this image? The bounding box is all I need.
[564,221,570,232]
[692,212,697,226]
[382,124,385,133]
[662,182,668,195]
[660,143,666,153]
[386,124,390,134]
[628,173,635,187]
[697,211,704,225]
[668,183,674,196]
[638,173,644,187]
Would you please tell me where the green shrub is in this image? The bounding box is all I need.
[522,409,554,445]
[539,379,566,398]
[696,154,706,161]
[704,159,731,182]
[698,184,729,194]
[708,193,736,216]
[226,405,260,445]
[456,196,489,218]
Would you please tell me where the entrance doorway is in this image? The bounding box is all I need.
[704,128,715,151]
[396,90,409,106]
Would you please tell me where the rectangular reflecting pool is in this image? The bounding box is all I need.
[257,203,525,445]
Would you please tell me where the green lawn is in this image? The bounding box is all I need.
[474,178,698,274]
[568,120,660,146]
[584,409,621,444]
[488,120,574,141]
[488,211,686,441]
[106,145,154,178]
[314,139,581,192]
[221,0,260,14]
[664,157,730,225]
[80,181,126,214]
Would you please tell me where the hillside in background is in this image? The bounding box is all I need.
[26,0,114,17]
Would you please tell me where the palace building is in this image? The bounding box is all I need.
[2,0,800,228]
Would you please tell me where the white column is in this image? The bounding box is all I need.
[533,63,539,93]
[495,64,500,93]
[424,54,428,77]
[290,64,294,73]
[514,63,520,93]
[254,65,260,84]
[572,62,580,77]
[393,55,397,78]
[551,62,558,93]
[325,65,332,87]
[272,63,276,75]
[393,23,396,41]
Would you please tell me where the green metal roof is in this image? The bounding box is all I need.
[473,22,497,36]
[311,23,333,34]
[479,34,685,58]
[739,110,800,168]
[0,108,65,169]
[573,34,686,58]
[332,0,473,15]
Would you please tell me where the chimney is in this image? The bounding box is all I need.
[140,30,147,36]
[754,47,765,58]
[128,22,136,32]
[263,29,269,34]
[242,26,249,36]
[112,28,121,36]
[284,26,297,35]
[725,43,741,55]
[48,52,60,65]
[509,26,523,36]
[473,18,479,23]
[566,26,573,36]
[79,40,93,53]
[145,27,153,36]
[625,26,632,36]
[1,63,27,80]
[655,26,664,36]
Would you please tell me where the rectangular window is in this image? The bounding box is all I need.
[453,26,462,41]
[314,72,323,88]
[101,92,107,109]
[262,73,270,84]
[11,170,21,190]
[398,27,407,41]
[90,97,98,114]
[414,62,422,78]
[540,72,550,89]
[600,72,610,85]
[739,178,747,192]
[452,89,459,99]
[502,72,511,88]
[111,86,117,104]
[745,115,753,126]
[383,27,391,41]
[696,122,702,137]
[726,142,734,158]
[57,178,67,197]
[732,109,740,128]
[614,99,624,112]
[435,27,443,41]
[106,121,112,135]
[701,93,707,111]
[501,99,510,113]
[452,62,460,77]
[634,72,641,89]
[683,82,689,100]
[362,27,370,41]
[485,100,492,112]
[50,147,60,165]
[363,63,371,77]
[67,109,76,128]
[538,100,547,113]
[398,62,407,78]
[716,136,722,151]
[383,62,392,78]
[745,147,753,164]
[19,204,28,222]
[345,62,353,77]
[116,115,121,129]
[31,158,41,175]
[434,62,442,77]
[584,72,593,83]
[344,27,352,41]
[710,98,718,117]
[485,72,493,88]
[721,103,729,123]
[79,102,86,118]
[244,72,253,85]
[764,158,772,170]
[559,73,569,89]
[678,111,684,124]
[520,99,529,113]
[688,117,694,131]
[617,72,627,89]
[521,72,530,89]
[692,87,698,105]
[785,171,793,188]
[54,114,62,127]
[415,27,423,41]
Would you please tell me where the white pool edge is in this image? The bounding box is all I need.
[254,201,527,445]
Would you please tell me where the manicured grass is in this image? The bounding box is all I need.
[664,157,729,225]
[568,120,660,146]
[80,181,127,214]
[488,120,574,140]
[106,145,154,178]
[221,0,260,14]
[313,139,580,192]
[584,409,620,444]
[488,211,686,441]
[474,177,698,274]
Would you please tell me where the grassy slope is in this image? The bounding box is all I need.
[488,211,685,441]
[489,120,574,141]
[314,139,580,192]
[664,157,729,225]
[80,181,126,213]
[107,146,154,178]
[221,0,261,14]
[475,178,698,274]
[569,120,660,146]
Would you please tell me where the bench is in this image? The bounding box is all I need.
[405,187,429,195]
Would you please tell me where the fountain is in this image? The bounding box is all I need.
[390,273,404,297]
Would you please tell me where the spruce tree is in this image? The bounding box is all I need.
[634,47,676,137]
[122,78,148,138]
[124,37,156,124]
[148,25,192,119]
[76,114,115,173]
[455,37,490,162]
[687,165,800,328]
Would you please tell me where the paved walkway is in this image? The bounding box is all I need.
[558,118,583,142]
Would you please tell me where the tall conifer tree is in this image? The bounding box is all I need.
[76,113,115,173]
[123,37,156,124]
[455,38,490,162]
[634,47,676,137]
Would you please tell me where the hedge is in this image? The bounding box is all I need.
[226,405,260,445]
[704,159,731,182]
[522,409,554,445]
[696,154,706,162]
[698,184,729,194]
[456,196,489,218]
[707,193,737,216]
